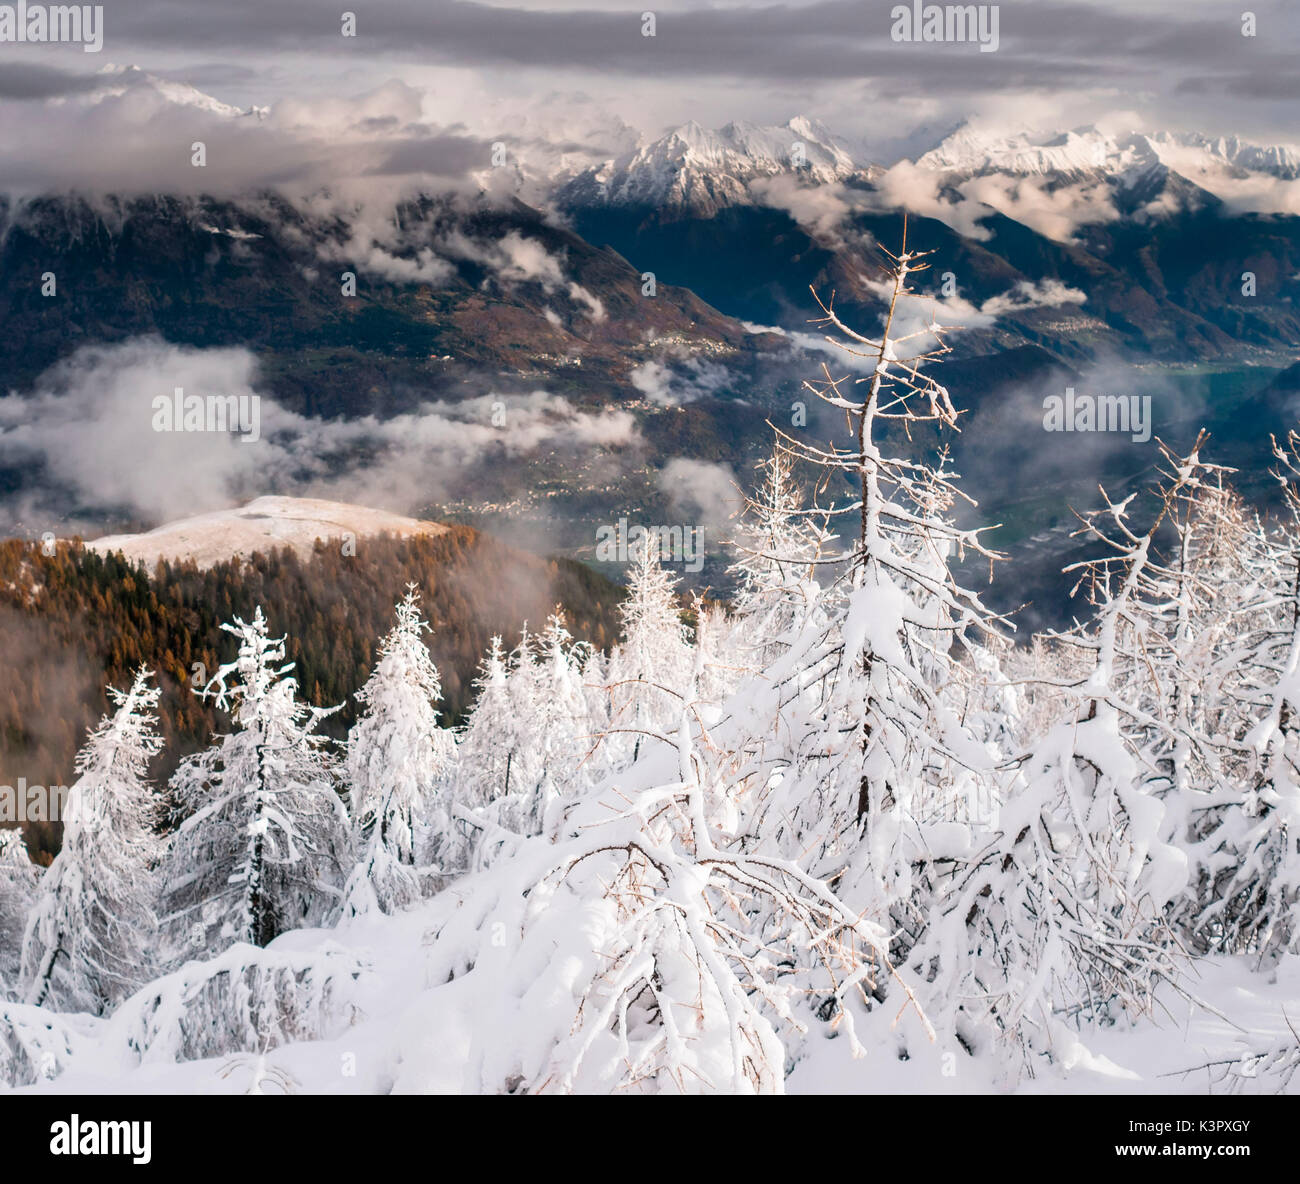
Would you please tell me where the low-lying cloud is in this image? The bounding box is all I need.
[0,69,488,198]
[0,337,640,534]
[656,457,743,541]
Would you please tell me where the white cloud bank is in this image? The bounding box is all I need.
[0,337,640,532]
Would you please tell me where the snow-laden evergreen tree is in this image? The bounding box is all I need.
[501,625,545,803]
[449,630,542,870]
[579,644,611,758]
[918,447,1210,1065]
[462,615,598,854]
[419,686,919,1093]
[604,533,692,769]
[524,613,598,816]
[162,609,349,959]
[687,595,740,712]
[455,635,516,810]
[1111,460,1279,952]
[0,829,39,995]
[342,586,456,917]
[745,232,1005,939]
[112,940,371,1067]
[20,668,163,1015]
[0,998,88,1086]
[729,446,833,667]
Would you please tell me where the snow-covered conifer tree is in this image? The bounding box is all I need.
[455,636,520,806]
[604,533,692,768]
[729,446,832,666]
[526,613,597,816]
[920,446,1211,1062]
[420,699,922,1093]
[1189,432,1300,958]
[468,615,597,845]
[0,829,39,994]
[20,668,163,1014]
[749,232,1004,930]
[342,586,456,916]
[162,609,349,959]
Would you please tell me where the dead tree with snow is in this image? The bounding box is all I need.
[751,228,1006,940]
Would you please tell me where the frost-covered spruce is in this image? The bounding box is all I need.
[730,447,832,665]
[420,706,914,1094]
[20,668,163,1015]
[342,586,455,916]
[923,448,1212,1052]
[520,614,597,827]
[687,595,740,712]
[459,616,599,855]
[747,235,1004,928]
[604,533,692,768]
[0,829,40,996]
[162,609,349,958]
[455,635,518,809]
[1110,464,1277,952]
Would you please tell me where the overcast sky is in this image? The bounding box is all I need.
[0,0,1296,191]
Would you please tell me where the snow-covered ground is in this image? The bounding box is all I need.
[10,886,1296,1096]
[86,496,449,569]
[790,954,1300,1096]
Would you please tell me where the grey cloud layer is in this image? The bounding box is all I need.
[0,70,491,194]
[0,61,106,98]
[0,0,1295,189]
[54,0,1297,95]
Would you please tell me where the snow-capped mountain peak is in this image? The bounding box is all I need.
[911,119,1300,185]
[85,64,268,121]
[913,121,1149,178]
[557,111,1300,223]
[1140,130,1300,181]
[559,115,858,213]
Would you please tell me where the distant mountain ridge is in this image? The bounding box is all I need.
[559,115,1300,213]
[558,116,858,216]
[912,122,1300,183]
[557,115,1300,363]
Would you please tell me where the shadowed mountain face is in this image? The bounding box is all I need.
[563,197,1300,365]
[0,189,806,593]
[0,191,760,408]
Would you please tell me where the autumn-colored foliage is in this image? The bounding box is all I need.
[0,528,622,860]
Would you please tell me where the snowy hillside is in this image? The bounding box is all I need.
[87,496,449,569]
[8,886,1297,1095]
